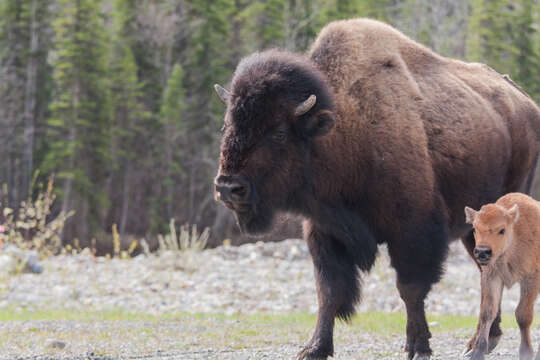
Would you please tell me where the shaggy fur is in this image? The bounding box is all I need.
[465,193,540,360]
[214,19,540,360]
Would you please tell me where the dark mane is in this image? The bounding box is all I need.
[231,49,333,115]
[221,49,334,173]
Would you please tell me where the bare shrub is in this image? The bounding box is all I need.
[1,174,73,257]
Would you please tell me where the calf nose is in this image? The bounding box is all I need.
[214,175,251,203]
[473,247,492,262]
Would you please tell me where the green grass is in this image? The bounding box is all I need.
[1,307,536,332]
[1,308,540,356]
[0,307,157,321]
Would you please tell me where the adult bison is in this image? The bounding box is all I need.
[213,19,540,360]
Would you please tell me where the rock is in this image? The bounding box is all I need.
[1,244,44,274]
[0,254,15,275]
[52,285,72,300]
[45,339,66,349]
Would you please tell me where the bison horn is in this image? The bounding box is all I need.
[214,84,231,104]
[294,95,317,116]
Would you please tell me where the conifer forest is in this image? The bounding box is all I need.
[1,0,539,249]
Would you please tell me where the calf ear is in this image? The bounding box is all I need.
[507,204,519,223]
[302,110,335,137]
[464,206,477,224]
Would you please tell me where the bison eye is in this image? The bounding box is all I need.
[272,129,287,143]
[499,228,505,235]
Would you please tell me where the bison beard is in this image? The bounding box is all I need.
[214,19,540,360]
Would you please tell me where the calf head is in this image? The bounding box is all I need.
[214,50,334,235]
[465,204,520,266]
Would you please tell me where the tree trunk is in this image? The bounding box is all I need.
[119,165,131,235]
[22,0,39,199]
[61,79,80,239]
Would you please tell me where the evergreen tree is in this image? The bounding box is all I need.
[158,64,186,220]
[357,0,396,21]
[511,0,540,100]
[258,0,286,48]
[467,0,517,73]
[44,0,110,243]
[0,0,51,206]
[182,0,232,224]
[105,0,149,235]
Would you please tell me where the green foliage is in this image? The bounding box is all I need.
[160,64,186,130]
[43,0,111,241]
[1,0,539,247]
[256,0,286,48]
[512,0,540,100]
[467,0,517,71]
[186,0,233,120]
[467,0,540,100]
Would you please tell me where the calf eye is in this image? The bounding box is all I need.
[499,229,505,235]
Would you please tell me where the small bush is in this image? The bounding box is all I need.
[146,219,209,271]
[1,175,73,258]
[157,219,209,254]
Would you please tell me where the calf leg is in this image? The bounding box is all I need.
[298,227,365,360]
[466,271,503,360]
[461,231,503,354]
[516,276,540,360]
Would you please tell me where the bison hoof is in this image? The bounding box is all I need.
[462,348,473,358]
[297,344,331,360]
[487,335,501,353]
[412,353,431,360]
[463,349,484,360]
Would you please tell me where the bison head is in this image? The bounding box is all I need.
[465,204,520,266]
[214,50,334,235]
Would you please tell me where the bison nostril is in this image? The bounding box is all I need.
[230,184,249,200]
[474,247,492,261]
[214,176,251,203]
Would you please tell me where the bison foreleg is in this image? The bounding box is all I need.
[466,272,503,360]
[298,229,362,360]
[396,281,432,360]
[462,231,503,355]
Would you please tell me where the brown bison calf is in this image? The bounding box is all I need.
[465,193,540,360]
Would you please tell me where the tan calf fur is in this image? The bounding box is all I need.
[464,193,540,360]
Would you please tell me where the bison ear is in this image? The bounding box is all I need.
[507,204,519,224]
[301,110,335,137]
[464,206,477,224]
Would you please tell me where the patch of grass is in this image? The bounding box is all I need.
[0,307,536,332]
[0,307,158,322]
[2,307,540,355]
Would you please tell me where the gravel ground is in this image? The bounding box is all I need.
[0,239,538,359]
[0,239,524,315]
